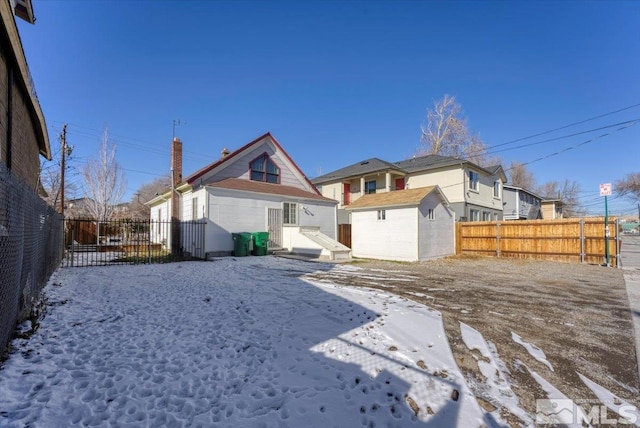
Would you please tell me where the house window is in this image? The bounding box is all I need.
[365,180,377,194]
[283,202,297,225]
[468,171,479,191]
[494,181,501,198]
[377,209,386,220]
[470,209,480,222]
[428,208,435,220]
[250,154,280,183]
[192,197,198,220]
[483,211,491,221]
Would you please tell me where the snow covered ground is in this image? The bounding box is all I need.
[0,256,637,427]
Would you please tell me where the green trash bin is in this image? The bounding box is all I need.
[252,232,269,256]
[232,232,252,257]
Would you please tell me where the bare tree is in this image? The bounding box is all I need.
[615,172,640,202]
[507,161,536,190]
[129,176,171,219]
[418,94,499,167]
[81,128,127,221]
[537,179,584,217]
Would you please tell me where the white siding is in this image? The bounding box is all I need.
[351,207,418,262]
[408,169,465,203]
[193,136,315,192]
[205,187,336,254]
[417,193,455,260]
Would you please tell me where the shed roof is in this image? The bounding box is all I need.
[345,186,448,210]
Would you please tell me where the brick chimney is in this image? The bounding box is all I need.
[170,137,183,256]
[171,137,183,188]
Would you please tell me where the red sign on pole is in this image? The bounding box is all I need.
[599,183,612,197]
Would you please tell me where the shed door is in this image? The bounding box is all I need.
[267,208,283,249]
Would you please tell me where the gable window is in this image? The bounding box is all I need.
[250,154,280,183]
[468,171,479,191]
[470,209,480,222]
[427,208,435,220]
[283,202,297,225]
[377,209,386,220]
[493,181,501,198]
[365,180,377,194]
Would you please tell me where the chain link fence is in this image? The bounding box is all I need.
[0,163,63,357]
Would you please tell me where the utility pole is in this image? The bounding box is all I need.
[59,124,67,216]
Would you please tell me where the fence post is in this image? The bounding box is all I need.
[615,218,621,268]
[580,218,585,264]
[70,220,74,267]
[148,219,152,265]
[496,222,501,257]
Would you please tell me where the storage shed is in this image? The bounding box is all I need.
[345,186,454,262]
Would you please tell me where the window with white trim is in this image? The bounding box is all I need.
[468,170,479,191]
[365,180,377,194]
[483,211,491,221]
[427,208,435,220]
[470,209,480,222]
[283,202,297,225]
[377,210,386,220]
[192,197,198,220]
[493,181,501,198]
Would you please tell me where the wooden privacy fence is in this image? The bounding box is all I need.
[456,217,620,266]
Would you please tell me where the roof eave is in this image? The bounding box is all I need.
[1,1,50,160]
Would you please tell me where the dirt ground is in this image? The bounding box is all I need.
[304,255,639,426]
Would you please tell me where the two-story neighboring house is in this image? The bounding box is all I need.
[502,185,542,220]
[312,154,506,223]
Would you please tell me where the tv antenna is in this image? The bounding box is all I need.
[172,119,186,138]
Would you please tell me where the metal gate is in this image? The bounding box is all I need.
[63,218,205,267]
[267,208,283,249]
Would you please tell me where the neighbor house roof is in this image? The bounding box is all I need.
[312,158,406,184]
[312,153,507,184]
[206,178,337,203]
[186,132,320,195]
[345,186,449,210]
[503,184,542,200]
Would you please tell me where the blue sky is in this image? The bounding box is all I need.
[17,0,640,216]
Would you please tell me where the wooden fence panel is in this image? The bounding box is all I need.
[338,224,351,249]
[456,217,618,266]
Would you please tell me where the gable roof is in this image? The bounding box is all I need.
[345,186,449,210]
[312,158,406,184]
[206,178,336,203]
[186,132,320,195]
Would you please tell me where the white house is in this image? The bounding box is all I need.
[345,186,454,262]
[147,133,350,260]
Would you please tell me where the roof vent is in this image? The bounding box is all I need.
[221,148,230,157]
[360,161,369,165]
